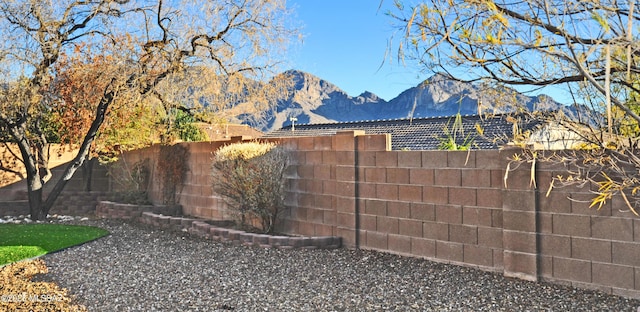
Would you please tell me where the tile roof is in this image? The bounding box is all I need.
[264,114,538,150]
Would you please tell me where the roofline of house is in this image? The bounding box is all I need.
[279,113,514,130]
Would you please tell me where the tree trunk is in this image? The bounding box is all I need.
[82,157,95,192]
[25,157,46,221]
[25,159,47,221]
[41,94,112,216]
[9,125,49,221]
[27,186,46,221]
[5,91,113,220]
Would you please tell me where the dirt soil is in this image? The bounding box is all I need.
[0,259,86,312]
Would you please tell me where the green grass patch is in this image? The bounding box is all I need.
[0,224,110,265]
[0,246,47,265]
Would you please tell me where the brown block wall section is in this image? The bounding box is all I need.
[6,134,638,298]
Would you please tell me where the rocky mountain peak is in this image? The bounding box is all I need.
[241,70,568,132]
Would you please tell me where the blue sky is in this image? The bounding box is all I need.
[286,0,424,101]
[285,0,572,105]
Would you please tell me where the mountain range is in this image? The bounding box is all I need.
[244,70,573,132]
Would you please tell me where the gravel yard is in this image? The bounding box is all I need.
[35,219,640,311]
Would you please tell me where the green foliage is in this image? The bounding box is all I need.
[40,112,63,144]
[212,141,289,233]
[177,123,208,142]
[614,94,640,137]
[0,224,110,265]
[437,113,478,151]
[96,103,158,163]
[0,107,61,144]
[157,144,189,205]
[174,110,209,142]
[161,109,209,143]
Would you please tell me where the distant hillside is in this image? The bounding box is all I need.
[256,70,386,131]
[241,70,574,132]
[382,73,567,118]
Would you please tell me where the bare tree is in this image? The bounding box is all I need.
[388,0,640,213]
[388,0,639,121]
[0,0,297,220]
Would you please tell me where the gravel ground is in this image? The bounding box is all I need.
[35,218,640,311]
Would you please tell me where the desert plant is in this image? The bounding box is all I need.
[212,141,289,233]
[437,113,480,151]
[157,144,189,205]
[107,157,151,205]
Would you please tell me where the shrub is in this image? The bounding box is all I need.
[174,110,209,142]
[157,144,189,205]
[107,157,151,205]
[212,141,289,233]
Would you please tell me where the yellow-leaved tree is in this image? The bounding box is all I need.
[388,0,640,213]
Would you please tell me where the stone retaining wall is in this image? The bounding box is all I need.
[96,201,342,249]
[0,200,29,216]
[0,191,109,217]
[95,201,182,220]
